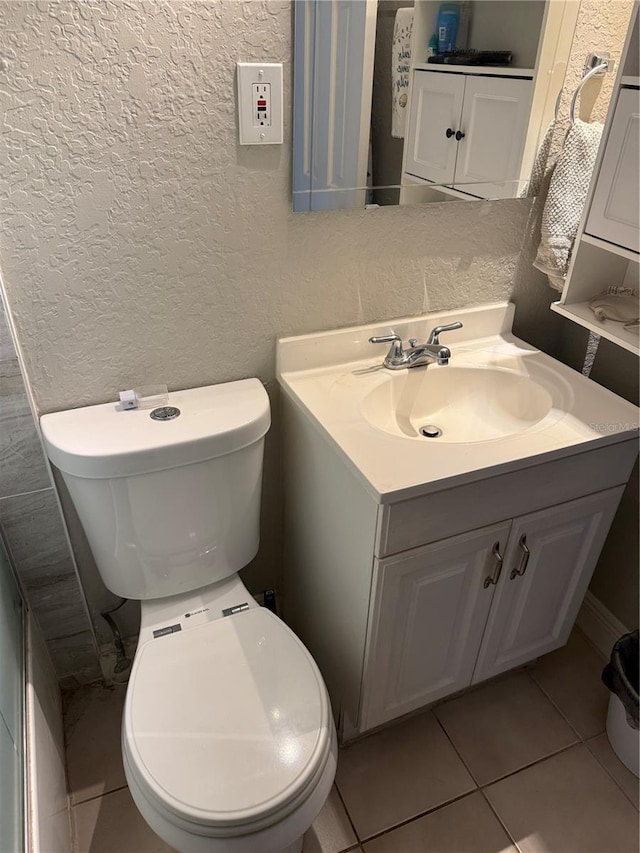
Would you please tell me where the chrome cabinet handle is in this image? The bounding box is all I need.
[510,535,530,580]
[483,542,504,588]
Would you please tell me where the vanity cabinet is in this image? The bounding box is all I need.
[405,70,532,198]
[278,307,638,744]
[361,523,510,729]
[361,488,624,730]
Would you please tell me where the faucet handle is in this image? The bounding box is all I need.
[427,322,463,346]
[369,334,401,344]
[369,334,404,362]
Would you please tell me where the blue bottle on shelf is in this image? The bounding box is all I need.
[436,3,460,54]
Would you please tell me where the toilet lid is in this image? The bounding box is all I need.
[124,608,331,830]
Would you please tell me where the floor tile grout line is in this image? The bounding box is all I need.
[70,783,128,807]
[333,783,362,846]
[584,737,640,811]
[526,667,594,743]
[432,711,482,787]
[431,708,529,849]
[354,787,482,846]
[478,787,525,853]
[477,740,582,790]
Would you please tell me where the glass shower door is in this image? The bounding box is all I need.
[0,535,24,853]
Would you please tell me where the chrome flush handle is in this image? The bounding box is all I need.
[484,542,504,588]
[510,535,530,580]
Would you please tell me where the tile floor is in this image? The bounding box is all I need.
[65,629,639,853]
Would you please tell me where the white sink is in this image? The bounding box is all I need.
[276,303,639,500]
[361,365,557,443]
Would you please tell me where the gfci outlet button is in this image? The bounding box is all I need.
[237,62,283,145]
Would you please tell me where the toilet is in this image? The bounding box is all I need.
[41,379,337,853]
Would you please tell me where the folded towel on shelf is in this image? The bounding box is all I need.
[391,7,414,139]
[589,286,640,329]
[521,120,556,198]
[533,118,603,291]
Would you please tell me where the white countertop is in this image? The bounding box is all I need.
[277,304,639,503]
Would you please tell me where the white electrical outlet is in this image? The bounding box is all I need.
[252,83,271,126]
[237,62,283,145]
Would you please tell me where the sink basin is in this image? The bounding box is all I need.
[277,303,639,500]
[361,366,557,443]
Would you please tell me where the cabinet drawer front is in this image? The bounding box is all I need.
[377,440,637,557]
[472,486,625,684]
[360,522,511,731]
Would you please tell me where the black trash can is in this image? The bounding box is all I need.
[602,630,639,777]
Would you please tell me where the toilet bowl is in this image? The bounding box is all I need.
[121,575,337,853]
[40,379,337,852]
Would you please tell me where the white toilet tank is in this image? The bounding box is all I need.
[41,380,270,600]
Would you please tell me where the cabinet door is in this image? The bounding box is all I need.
[473,487,625,684]
[404,71,464,184]
[586,87,640,253]
[454,75,532,199]
[360,522,511,731]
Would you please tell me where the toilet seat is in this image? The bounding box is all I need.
[123,608,333,838]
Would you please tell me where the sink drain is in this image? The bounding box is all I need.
[419,424,443,438]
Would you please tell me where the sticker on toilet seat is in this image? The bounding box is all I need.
[222,603,250,617]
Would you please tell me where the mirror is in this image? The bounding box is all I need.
[293,0,586,211]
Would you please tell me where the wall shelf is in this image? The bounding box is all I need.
[412,63,535,78]
[551,3,639,354]
[551,301,639,356]
[581,233,639,263]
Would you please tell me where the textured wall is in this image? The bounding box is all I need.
[0,0,635,639]
[551,0,634,158]
[0,1,531,628]
[0,0,529,417]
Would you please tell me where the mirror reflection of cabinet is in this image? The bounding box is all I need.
[293,0,625,210]
[400,0,579,202]
[405,70,532,198]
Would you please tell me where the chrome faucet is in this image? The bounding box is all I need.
[369,322,463,370]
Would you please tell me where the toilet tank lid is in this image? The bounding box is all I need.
[40,379,270,479]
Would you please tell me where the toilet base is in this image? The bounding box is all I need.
[123,729,337,853]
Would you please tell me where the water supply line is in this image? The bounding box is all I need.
[101,597,132,674]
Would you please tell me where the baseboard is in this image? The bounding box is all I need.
[576,591,630,660]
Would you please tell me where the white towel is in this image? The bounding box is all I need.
[391,8,414,139]
[533,118,603,291]
[521,120,556,198]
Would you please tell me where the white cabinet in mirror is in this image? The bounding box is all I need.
[293,0,584,211]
